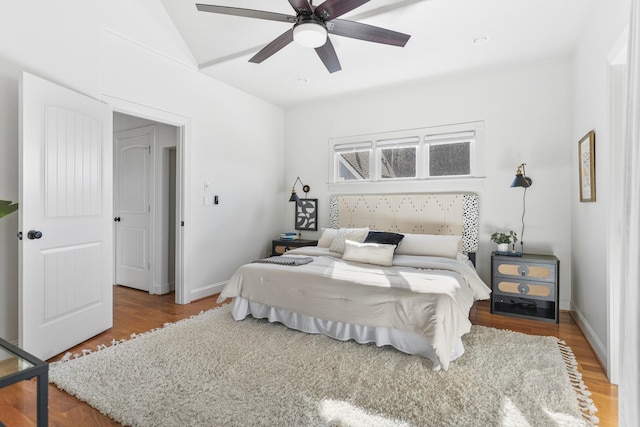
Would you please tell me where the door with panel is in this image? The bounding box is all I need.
[19,72,113,360]
[114,126,153,291]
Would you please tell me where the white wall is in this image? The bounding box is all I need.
[284,60,574,307]
[0,0,285,342]
[571,0,630,371]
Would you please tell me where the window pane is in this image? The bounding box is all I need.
[337,151,370,180]
[380,147,416,179]
[429,142,470,176]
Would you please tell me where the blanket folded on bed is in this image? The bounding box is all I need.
[251,256,313,266]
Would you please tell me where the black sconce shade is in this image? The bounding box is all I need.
[289,177,310,202]
[511,164,532,188]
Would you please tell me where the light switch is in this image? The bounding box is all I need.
[203,181,213,206]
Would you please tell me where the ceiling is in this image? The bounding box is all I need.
[160,0,597,108]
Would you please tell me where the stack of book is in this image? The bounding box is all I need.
[280,232,299,241]
[495,250,522,257]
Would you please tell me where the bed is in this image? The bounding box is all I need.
[218,193,490,370]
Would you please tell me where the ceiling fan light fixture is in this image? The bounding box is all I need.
[293,21,327,48]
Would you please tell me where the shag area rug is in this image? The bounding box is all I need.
[50,305,598,427]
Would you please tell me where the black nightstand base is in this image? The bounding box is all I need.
[491,295,557,323]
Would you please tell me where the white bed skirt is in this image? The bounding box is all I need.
[231,297,464,371]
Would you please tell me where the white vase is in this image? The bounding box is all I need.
[497,243,509,252]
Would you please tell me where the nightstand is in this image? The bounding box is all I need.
[491,252,560,323]
[271,239,318,256]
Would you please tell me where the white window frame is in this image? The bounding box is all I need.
[328,121,485,191]
[424,130,475,178]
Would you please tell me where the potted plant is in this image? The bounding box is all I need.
[0,200,18,219]
[490,230,518,252]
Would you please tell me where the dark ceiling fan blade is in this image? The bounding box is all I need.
[314,0,371,21]
[328,19,410,47]
[287,0,313,15]
[249,29,294,64]
[196,4,295,23]
[315,38,342,73]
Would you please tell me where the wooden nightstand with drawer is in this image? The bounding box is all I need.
[491,252,560,323]
[271,239,318,256]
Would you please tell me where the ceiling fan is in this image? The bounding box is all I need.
[196,0,411,73]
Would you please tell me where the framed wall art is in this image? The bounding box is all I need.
[578,130,596,202]
[295,199,318,231]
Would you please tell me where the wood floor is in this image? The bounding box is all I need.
[0,286,618,426]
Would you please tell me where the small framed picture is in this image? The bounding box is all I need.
[578,130,596,202]
[295,199,318,231]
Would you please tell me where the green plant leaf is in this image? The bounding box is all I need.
[0,200,19,219]
[490,230,518,244]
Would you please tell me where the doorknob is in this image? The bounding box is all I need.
[27,230,43,240]
[114,217,121,222]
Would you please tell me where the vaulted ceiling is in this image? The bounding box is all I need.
[160,0,597,107]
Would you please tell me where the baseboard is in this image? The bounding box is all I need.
[152,282,172,295]
[189,281,227,302]
[569,302,608,376]
[559,297,571,311]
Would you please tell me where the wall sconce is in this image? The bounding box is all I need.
[511,163,532,188]
[288,177,310,203]
[510,163,533,253]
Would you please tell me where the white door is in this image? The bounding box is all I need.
[19,72,113,360]
[114,127,152,291]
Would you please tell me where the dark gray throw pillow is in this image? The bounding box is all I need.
[364,231,405,246]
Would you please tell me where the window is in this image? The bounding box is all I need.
[429,142,470,176]
[329,122,484,184]
[378,137,418,179]
[424,131,474,177]
[335,141,371,181]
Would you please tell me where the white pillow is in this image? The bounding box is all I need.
[328,227,369,254]
[317,228,339,248]
[342,240,396,267]
[395,234,461,259]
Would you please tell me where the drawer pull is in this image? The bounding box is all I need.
[274,245,289,254]
[497,281,551,297]
[497,263,553,279]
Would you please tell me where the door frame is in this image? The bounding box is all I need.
[605,28,628,385]
[103,95,191,305]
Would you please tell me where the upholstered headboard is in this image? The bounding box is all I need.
[329,193,479,259]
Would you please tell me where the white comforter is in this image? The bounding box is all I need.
[218,247,490,370]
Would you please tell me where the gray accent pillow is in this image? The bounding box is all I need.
[328,227,369,254]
